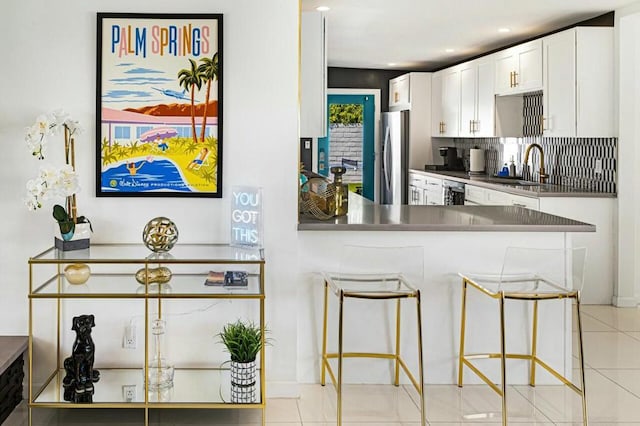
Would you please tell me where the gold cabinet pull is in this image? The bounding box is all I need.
[469,120,473,133]
[540,116,547,133]
[509,71,514,88]
[513,71,519,87]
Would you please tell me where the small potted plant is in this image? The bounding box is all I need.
[217,320,269,403]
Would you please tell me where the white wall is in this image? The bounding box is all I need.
[615,2,640,306]
[0,0,300,390]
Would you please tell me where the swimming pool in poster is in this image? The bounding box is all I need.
[102,159,192,193]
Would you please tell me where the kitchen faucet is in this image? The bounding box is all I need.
[523,143,549,183]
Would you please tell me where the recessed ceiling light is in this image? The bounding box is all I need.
[387,62,397,66]
[316,6,330,11]
[498,28,511,33]
[445,49,455,53]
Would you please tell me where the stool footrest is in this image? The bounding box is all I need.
[460,353,584,396]
[322,353,422,394]
[325,352,396,360]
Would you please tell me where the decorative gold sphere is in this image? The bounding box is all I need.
[143,217,179,252]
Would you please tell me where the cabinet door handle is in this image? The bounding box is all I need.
[474,120,479,133]
[509,71,514,88]
[513,203,527,208]
[469,120,473,133]
[513,71,518,87]
[540,116,547,133]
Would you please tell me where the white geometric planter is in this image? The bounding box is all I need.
[230,360,256,403]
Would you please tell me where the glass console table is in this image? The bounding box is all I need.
[28,243,265,425]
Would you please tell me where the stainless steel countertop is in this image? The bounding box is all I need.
[411,169,616,198]
[298,192,596,232]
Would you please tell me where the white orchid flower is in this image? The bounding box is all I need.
[24,111,83,211]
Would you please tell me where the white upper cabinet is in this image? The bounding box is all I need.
[458,57,495,137]
[389,74,410,109]
[431,68,460,137]
[389,72,433,167]
[441,67,460,137]
[458,62,476,137]
[300,11,327,138]
[494,39,543,95]
[542,27,614,137]
[431,71,444,137]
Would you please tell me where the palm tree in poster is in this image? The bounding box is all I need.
[178,59,204,144]
[197,52,219,142]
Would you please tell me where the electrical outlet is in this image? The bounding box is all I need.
[595,159,603,174]
[122,384,137,402]
[123,324,136,349]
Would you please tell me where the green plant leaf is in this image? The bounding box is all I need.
[216,320,270,363]
[52,204,69,222]
[58,220,75,235]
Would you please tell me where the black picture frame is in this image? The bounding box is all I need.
[96,13,223,197]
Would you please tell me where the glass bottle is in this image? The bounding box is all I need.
[330,166,348,216]
[146,318,174,390]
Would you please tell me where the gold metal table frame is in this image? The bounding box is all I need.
[457,273,588,426]
[320,272,426,426]
[27,243,267,426]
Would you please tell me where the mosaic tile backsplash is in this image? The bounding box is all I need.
[453,137,617,193]
[450,90,616,193]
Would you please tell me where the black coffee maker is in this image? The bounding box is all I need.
[439,147,463,170]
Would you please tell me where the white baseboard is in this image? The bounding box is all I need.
[611,295,639,307]
[266,381,300,398]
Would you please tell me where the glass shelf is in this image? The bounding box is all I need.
[28,243,266,423]
[33,368,262,406]
[31,273,263,298]
[30,244,264,265]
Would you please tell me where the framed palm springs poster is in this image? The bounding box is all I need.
[96,13,223,197]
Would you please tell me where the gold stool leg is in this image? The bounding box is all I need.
[575,293,588,425]
[321,279,329,386]
[458,279,468,387]
[337,290,345,426]
[530,300,539,386]
[394,298,402,386]
[416,290,426,426]
[499,293,507,426]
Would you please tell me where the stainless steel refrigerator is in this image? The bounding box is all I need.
[381,110,409,205]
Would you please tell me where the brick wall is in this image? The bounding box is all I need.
[329,124,362,184]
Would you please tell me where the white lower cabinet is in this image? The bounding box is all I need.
[539,197,615,305]
[464,185,539,210]
[409,184,423,205]
[464,183,614,304]
[409,172,443,205]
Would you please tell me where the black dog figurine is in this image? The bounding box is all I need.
[62,314,100,403]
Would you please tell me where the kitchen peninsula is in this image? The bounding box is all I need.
[298,191,595,231]
[296,192,594,385]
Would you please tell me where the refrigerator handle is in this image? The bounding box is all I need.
[383,124,392,195]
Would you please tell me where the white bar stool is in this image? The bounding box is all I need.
[458,247,588,425]
[320,245,426,426]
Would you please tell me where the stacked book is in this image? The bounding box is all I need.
[204,270,248,288]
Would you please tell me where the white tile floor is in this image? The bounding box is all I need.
[4,305,640,425]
